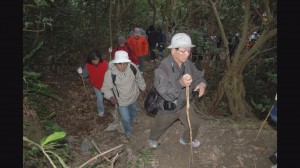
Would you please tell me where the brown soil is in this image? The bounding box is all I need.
[37,59,277,168]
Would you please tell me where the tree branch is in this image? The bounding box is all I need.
[78,144,123,168]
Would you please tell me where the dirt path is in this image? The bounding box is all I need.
[40,60,277,168]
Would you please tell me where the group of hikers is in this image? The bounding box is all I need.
[77,30,207,149]
[76,26,277,167]
[210,31,260,61]
[110,25,167,73]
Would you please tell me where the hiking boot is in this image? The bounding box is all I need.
[98,112,104,117]
[148,139,158,149]
[179,137,200,148]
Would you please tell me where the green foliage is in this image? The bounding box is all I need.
[251,95,273,113]
[23,69,63,102]
[189,28,225,58]
[23,39,62,102]
[266,72,277,85]
[43,121,66,134]
[40,131,66,146]
[23,41,43,64]
[216,0,245,33]
[34,0,52,6]
[23,131,70,168]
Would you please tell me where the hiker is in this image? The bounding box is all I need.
[128,23,146,37]
[111,35,138,65]
[247,31,259,49]
[156,26,167,61]
[269,93,277,167]
[228,33,240,61]
[101,50,147,139]
[127,28,149,74]
[77,49,108,117]
[147,33,207,149]
[146,25,158,62]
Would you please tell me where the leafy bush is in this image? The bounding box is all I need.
[23,131,71,168]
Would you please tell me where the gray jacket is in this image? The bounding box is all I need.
[154,55,207,113]
[102,62,146,106]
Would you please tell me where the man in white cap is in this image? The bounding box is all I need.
[147,33,207,149]
[102,50,147,139]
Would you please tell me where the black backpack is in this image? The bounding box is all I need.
[144,86,163,117]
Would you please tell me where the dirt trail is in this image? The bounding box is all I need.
[40,60,277,168]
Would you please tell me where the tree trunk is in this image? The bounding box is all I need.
[223,68,253,120]
[209,66,253,120]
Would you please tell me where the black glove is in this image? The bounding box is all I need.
[109,96,118,105]
[140,90,147,98]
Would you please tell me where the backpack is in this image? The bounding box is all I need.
[144,86,163,117]
[111,64,137,97]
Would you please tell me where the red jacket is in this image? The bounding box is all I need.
[111,43,138,65]
[86,60,108,90]
[126,35,149,57]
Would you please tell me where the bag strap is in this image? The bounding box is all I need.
[111,64,137,97]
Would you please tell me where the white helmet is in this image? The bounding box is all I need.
[167,33,195,48]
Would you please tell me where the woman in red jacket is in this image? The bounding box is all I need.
[77,50,108,117]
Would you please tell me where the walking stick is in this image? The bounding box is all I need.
[109,0,112,61]
[79,74,90,101]
[186,86,193,165]
[255,105,274,141]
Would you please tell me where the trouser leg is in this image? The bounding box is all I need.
[93,87,104,113]
[179,107,200,142]
[149,111,179,140]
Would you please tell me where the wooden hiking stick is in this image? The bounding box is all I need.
[80,75,90,101]
[185,86,193,165]
[109,0,112,61]
[255,105,274,141]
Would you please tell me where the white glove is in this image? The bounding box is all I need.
[77,67,83,74]
[108,47,112,52]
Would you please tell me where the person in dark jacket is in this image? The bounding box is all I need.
[156,26,166,60]
[146,25,158,62]
[148,33,207,149]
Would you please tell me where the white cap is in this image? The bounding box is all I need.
[112,51,131,63]
[167,33,195,49]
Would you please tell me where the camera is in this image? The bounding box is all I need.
[163,101,176,110]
